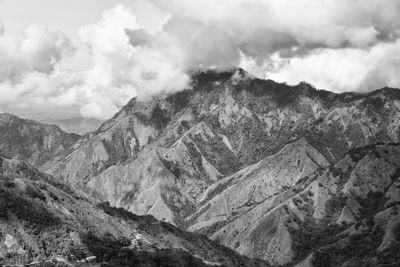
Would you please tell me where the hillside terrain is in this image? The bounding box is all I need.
[0,114,80,167]
[0,155,265,266]
[2,69,400,266]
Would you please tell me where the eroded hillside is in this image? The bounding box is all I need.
[0,156,266,266]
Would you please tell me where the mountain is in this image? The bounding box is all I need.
[17,112,104,135]
[0,155,266,266]
[51,117,104,135]
[40,69,400,266]
[2,69,400,266]
[0,113,80,167]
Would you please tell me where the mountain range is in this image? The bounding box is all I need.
[1,69,400,267]
[16,112,103,135]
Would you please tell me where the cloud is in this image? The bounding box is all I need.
[0,70,82,111]
[0,22,78,114]
[150,0,400,52]
[76,5,189,118]
[142,0,400,93]
[0,24,75,82]
[0,6,187,120]
[345,26,379,48]
[121,0,400,93]
[264,40,400,92]
[20,24,75,73]
[2,1,400,120]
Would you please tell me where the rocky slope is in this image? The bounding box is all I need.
[0,113,80,167]
[0,155,266,266]
[192,142,400,266]
[41,69,400,266]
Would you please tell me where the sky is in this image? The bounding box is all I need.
[1,0,400,119]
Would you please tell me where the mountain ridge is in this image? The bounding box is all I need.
[0,113,80,167]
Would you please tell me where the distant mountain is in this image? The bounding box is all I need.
[0,155,266,266]
[16,111,80,121]
[0,113,80,167]
[50,117,103,135]
[17,112,103,135]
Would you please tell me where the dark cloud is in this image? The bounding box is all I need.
[125,29,153,47]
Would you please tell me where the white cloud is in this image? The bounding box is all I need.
[75,5,189,118]
[0,70,82,111]
[20,24,75,73]
[150,0,400,51]
[127,0,400,93]
[345,26,379,48]
[2,1,400,119]
[265,40,400,92]
[0,6,187,120]
[0,24,75,82]
[0,22,78,114]
[148,0,400,94]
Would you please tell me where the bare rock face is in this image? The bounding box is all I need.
[0,156,266,267]
[0,113,80,167]
[45,69,400,266]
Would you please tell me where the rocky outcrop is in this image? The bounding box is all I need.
[187,138,329,265]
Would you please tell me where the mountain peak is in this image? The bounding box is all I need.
[118,69,400,125]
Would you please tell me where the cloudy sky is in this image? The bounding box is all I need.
[1,0,400,119]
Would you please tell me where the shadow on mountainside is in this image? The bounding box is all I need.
[0,185,61,228]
